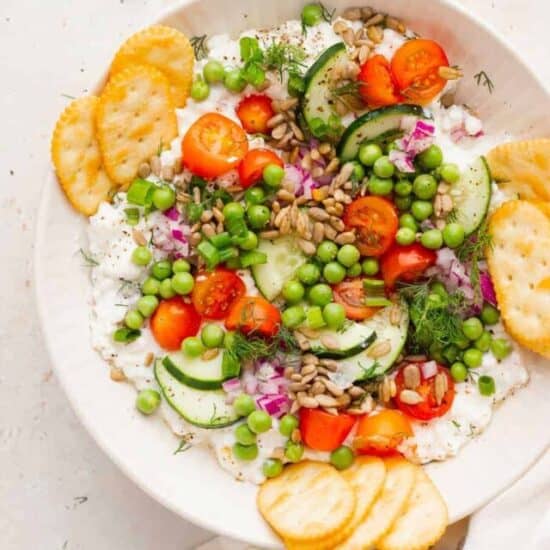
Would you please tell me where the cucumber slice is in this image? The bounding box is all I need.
[337,104,427,161]
[301,43,349,134]
[163,350,239,390]
[251,237,307,301]
[308,322,377,359]
[332,302,409,384]
[155,360,239,428]
[449,156,491,236]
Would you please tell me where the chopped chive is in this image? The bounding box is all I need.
[226,216,248,237]
[127,179,154,206]
[218,247,240,263]
[224,257,242,270]
[197,241,220,269]
[240,250,267,268]
[478,375,495,396]
[113,327,141,343]
[306,306,326,330]
[364,297,392,308]
[209,232,233,249]
[124,207,140,226]
[363,279,385,291]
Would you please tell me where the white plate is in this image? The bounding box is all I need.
[35,0,550,547]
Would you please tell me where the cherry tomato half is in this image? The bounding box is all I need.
[191,269,246,320]
[358,55,402,108]
[353,410,413,456]
[238,148,284,189]
[236,94,275,134]
[380,243,437,289]
[150,297,202,351]
[300,409,356,452]
[182,113,248,178]
[333,279,380,321]
[391,39,449,104]
[394,363,455,420]
[224,296,281,338]
[343,196,399,257]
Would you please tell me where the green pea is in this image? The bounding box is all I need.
[172,272,195,295]
[159,278,176,299]
[491,338,512,360]
[235,424,257,446]
[182,336,204,358]
[330,446,354,470]
[132,246,152,266]
[394,179,413,197]
[440,163,460,184]
[247,204,270,229]
[323,262,346,284]
[223,201,245,220]
[233,442,258,461]
[442,223,465,249]
[421,229,443,250]
[362,258,379,276]
[203,59,225,83]
[186,203,204,223]
[224,69,246,93]
[279,414,299,437]
[462,317,484,341]
[153,186,176,211]
[373,155,395,178]
[358,143,383,166]
[247,410,272,434]
[323,302,346,329]
[481,304,500,325]
[152,260,173,281]
[136,389,161,415]
[263,164,285,189]
[262,458,283,478]
[309,284,333,307]
[337,244,361,267]
[190,76,210,101]
[301,3,323,26]
[368,175,393,196]
[284,441,304,463]
[399,213,418,232]
[233,394,256,417]
[282,305,306,328]
[297,263,321,285]
[453,333,470,350]
[418,145,443,170]
[450,362,468,382]
[430,281,448,299]
[463,348,483,368]
[350,161,366,182]
[475,331,492,352]
[411,200,433,221]
[282,280,305,304]
[201,323,225,348]
[239,230,258,251]
[125,310,144,330]
[442,344,459,365]
[173,259,191,273]
[141,277,160,296]
[429,342,445,363]
[427,292,446,309]
[137,295,159,317]
[413,174,438,200]
[244,187,265,205]
[395,196,412,211]
[347,263,362,277]
[316,240,339,263]
[396,227,416,246]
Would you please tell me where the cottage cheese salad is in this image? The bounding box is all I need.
[52,3,539,492]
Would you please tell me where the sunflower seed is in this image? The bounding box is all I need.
[291,428,302,443]
[318,142,332,155]
[358,44,370,65]
[320,334,339,350]
[277,189,295,202]
[279,215,292,235]
[289,121,305,141]
[272,122,289,140]
[368,340,392,359]
[361,394,375,412]
[201,224,216,239]
[386,16,406,34]
[297,393,319,408]
[434,373,447,405]
[335,393,351,407]
[138,162,151,178]
[313,222,325,243]
[200,210,213,223]
[403,364,421,390]
[400,389,424,405]
[390,305,402,326]
[290,373,303,382]
[333,20,349,34]
[297,239,316,256]
[325,157,340,174]
[379,377,392,403]
[301,364,317,376]
[367,25,384,43]
[301,372,317,385]
[267,113,286,128]
[335,231,356,245]
[161,165,174,181]
[343,7,362,20]
[324,224,338,240]
[110,366,126,382]
[308,207,330,222]
[315,394,339,408]
[294,331,311,350]
[438,66,464,80]
[144,352,154,367]
[131,229,147,246]
[290,400,300,414]
[303,353,320,365]
[323,379,344,397]
[329,217,345,232]
[361,6,374,20]
[212,207,224,223]
[365,13,385,27]
[150,155,161,177]
[310,381,325,395]
[289,382,310,392]
[190,232,202,245]
[284,366,295,379]
[348,385,366,398]
[273,97,298,112]
[441,194,454,213]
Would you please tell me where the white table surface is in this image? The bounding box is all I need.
[1,1,548,549]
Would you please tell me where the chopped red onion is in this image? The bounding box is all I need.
[222,378,241,393]
[421,360,438,379]
[242,369,258,395]
[480,272,497,306]
[389,150,415,173]
[256,394,290,418]
[258,380,279,395]
[171,229,186,243]
[163,206,179,221]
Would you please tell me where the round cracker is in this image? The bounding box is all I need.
[96,64,178,186]
[51,96,116,215]
[110,25,194,107]
[257,461,355,542]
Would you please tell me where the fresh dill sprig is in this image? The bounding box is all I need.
[79,248,99,267]
[264,42,306,81]
[61,93,77,100]
[190,34,209,60]
[474,70,494,94]
[330,80,361,98]
[228,326,298,363]
[174,434,194,455]
[446,208,458,223]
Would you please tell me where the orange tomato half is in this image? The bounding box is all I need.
[224,296,281,338]
[236,94,275,134]
[358,55,402,108]
[238,148,284,189]
[300,409,356,452]
[354,410,413,457]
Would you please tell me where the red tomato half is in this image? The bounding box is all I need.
[394,363,455,420]
[343,196,399,257]
[333,279,380,321]
[354,410,413,456]
[182,113,248,178]
[224,296,281,338]
[236,94,275,134]
[191,269,246,320]
[380,243,437,289]
[391,39,449,105]
[300,409,356,452]
[238,148,284,189]
[358,55,402,108]
[150,297,201,351]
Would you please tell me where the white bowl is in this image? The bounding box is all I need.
[35,0,550,547]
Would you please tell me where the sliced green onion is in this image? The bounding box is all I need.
[209,232,233,249]
[219,247,240,263]
[364,297,392,308]
[240,250,267,268]
[186,203,204,223]
[197,241,220,269]
[226,216,248,237]
[309,117,327,138]
[363,279,385,291]
[113,327,141,343]
[127,179,154,206]
[224,257,242,270]
[239,36,263,63]
[478,375,495,396]
[242,62,266,88]
[306,306,326,330]
[124,207,140,226]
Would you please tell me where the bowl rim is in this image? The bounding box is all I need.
[34,0,550,544]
